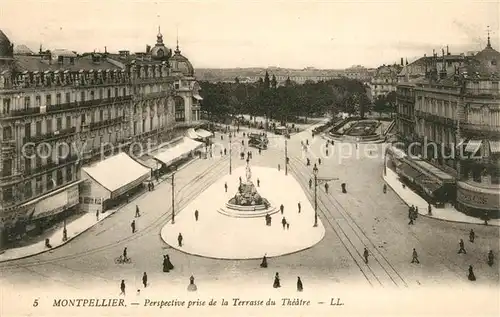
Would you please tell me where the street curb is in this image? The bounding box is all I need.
[321,133,385,144]
[381,172,499,227]
[0,157,201,263]
[159,226,326,261]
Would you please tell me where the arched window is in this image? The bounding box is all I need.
[174,96,185,122]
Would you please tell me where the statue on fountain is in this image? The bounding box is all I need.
[229,162,269,208]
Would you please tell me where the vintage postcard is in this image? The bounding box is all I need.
[0,0,499,316]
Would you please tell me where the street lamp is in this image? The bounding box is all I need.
[229,131,232,175]
[285,138,288,176]
[313,165,319,227]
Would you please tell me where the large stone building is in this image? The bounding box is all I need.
[0,28,202,246]
[370,63,402,99]
[395,37,500,218]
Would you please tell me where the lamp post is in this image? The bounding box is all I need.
[171,172,175,224]
[229,131,232,175]
[285,138,288,176]
[313,165,318,227]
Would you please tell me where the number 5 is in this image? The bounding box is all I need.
[33,299,39,307]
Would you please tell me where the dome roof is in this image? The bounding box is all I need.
[0,30,14,58]
[170,46,194,76]
[464,41,500,78]
[151,45,171,61]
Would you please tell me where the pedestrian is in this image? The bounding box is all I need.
[428,203,432,215]
[383,184,387,194]
[220,150,223,156]
[281,217,287,230]
[318,158,322,165]
[309,178,312,189]
[241,140,244,146]
[324,182,329,194]
[298,202,301,213]
[278,164,281,171]
[306,158,310,166]
[221,135,223,140]
[458,239,466,254]
[135,205,140,218]
[225,182,228,193]
[142,272,148,288]
[341,182,347,193]
[411,248,419,264]
[468,265,476,281]
[487,250,494,266]
[123,247,128,261]
[120,280,126,296]
[224,148,227,155]
[297,277,303,292]
[415,206,419,218]
[259,148,262,155]
[326,149,329,156]
[187,275,197,292]
[178,233,183,247]
[194,210,199,221]
[96,209,100,221]
[280,204,284,214]
[131,220,136,233]
[363,247,369,264]
[273,272,281,288]
[286,223,290,230]
[483,211,489,225]
[469,229,475,243]
[260,255,268,268]
[257,178,260,187]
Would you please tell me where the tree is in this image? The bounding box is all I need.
[234,77,240,84]
[373,95,389,117]
[264,71,270,89]
[271,74,277,89]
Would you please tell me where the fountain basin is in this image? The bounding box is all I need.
[218,202,279,218]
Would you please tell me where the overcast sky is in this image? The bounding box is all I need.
[0,0,498,69]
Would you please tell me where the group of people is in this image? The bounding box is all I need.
[119,274,198,296]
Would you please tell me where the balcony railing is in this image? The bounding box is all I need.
[460,121,500,133]
[1,96,133,119]
[23,127,76,144]
[463,88,500,99]
[89,116,125,131]
[24,155,78,176]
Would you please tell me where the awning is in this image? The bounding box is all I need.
[186,128,201,140]
[464,140,482,153]
[135,155,160,170]
[396,163,422,182]
[29,182,81,220]
[193,94,203,101]
[83,152,150,198]
[195,128,212,138]
[154,137,203,166]
[414,174,442,197]
[489,140,500,154]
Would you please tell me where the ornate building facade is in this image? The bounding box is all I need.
[369,64,402,99]
[0,28,202,246]
[395,38,500,217]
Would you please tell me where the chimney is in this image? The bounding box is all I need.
[401,57,404,66]
[146,45,151,54]
[105,46,107,54]
[446,45,450,55]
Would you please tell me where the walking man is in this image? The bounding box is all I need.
[309,179,312,189]
[131,220,136,233]
[411,248,419,264]
[194,210,199,221]
[278,164,281,171]
[298,202,301,213]
[178,233,183,247]
[324,182,329,194]
[280,204,284,214]
[318,158,322,165]
[363,247,369,264]
[458,239,467,254]
[142,272,148,288]
[224,148,227,155]
[428,203,432,216]
[286,223,290,230]
[96,209,100,221]
[281,217,287,230]
[225,182,228,193]
[135,205,140,218]
[469,229,475,243]
[120,280,126,296]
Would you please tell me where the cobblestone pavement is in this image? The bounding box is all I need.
[0,128,498,296]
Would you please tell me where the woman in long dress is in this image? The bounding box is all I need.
[163,255,169,272]
[273,272,281,288]
[297,277,303,292]
[260,255,268,268]
[187,275,197,292]
[468,265,476,281]
[165,255,174,270]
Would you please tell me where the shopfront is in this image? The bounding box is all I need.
[153,137,203,169]
[80,152,150,213]
[457,182,500,218]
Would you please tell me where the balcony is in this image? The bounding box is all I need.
[134,77,173,84]
[460,121,500,133]
[89,116,125,131]
[134,91,169,100]
[23,127,77,144]
[463,88,500,100]
[1,96,133,119]
[24,155,78,177]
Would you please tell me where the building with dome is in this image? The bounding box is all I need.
[394,33,500,219]
[0,27,204,248]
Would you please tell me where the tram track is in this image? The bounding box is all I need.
[288,155,408,288]
[1,157,230,269]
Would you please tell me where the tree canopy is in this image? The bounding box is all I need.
[199,77,371,122]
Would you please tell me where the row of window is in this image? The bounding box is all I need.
[2,166,73,203]
[1,87,127,113]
